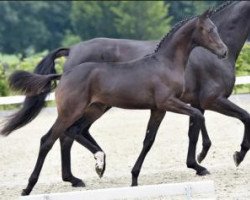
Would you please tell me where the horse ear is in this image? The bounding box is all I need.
[200,8,213,20]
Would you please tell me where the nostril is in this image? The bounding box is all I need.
[224,50,228,57]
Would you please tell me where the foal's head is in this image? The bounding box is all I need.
[193,9,228,59]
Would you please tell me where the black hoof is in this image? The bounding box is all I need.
[196,169,210,176]
[131,183,138,187]
[233,151,242,167]
[197,153,204,163]
[72,179,85,187]
[21,189,29,196]
[96,168,104,178]
[63,176,85,187]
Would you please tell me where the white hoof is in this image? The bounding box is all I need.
[94,151,105,178]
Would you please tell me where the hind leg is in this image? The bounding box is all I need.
[60,124,104,187]
[60,107,111,184]
[60,136,85,187]
[62,104,107,178]
[22,118,70,196]
[60,127,104,187]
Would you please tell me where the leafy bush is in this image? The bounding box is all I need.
[0,51,65,97]
[234,43,250,93]
[236,43,250,76]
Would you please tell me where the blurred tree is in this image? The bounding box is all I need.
[71,1,120,40]
[71,1,172,41]
[61,31,81,47]
[37,1,72,50]
[167,1,223,25]
[0,2,49,55]
[0,1,71,55]
[111,1,171,40]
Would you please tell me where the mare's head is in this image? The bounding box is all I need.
[193,9,228,59]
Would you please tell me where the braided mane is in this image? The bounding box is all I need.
[154,16,196,53]
[211,1,235,14]
[154,1,236,53]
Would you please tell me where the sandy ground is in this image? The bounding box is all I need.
[0,94,250,200]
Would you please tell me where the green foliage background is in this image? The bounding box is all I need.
[234,43,250,93]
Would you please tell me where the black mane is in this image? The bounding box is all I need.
[154,16,196,53]
[212,1,235,14]
[154,1,236,53]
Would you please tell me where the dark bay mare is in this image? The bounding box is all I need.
[2,11,228,195]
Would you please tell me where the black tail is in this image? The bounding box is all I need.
[9,71,61,96]
[1,48,69,136]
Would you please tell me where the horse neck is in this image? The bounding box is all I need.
[212,1,250,62]
[156,19,196,71]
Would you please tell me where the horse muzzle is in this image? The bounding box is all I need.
[217,48,228,59]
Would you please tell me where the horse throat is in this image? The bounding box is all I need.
[212,1,250,61]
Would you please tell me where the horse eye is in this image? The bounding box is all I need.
[208,28,213,33]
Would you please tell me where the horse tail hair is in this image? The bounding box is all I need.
[0,48,68,136]
[9,71,61,96]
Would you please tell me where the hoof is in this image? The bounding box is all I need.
[233,151,242,167]
[96,166,104,178]
[94,151,106,178]
[131,182,138,187]
[72,179,85,187]
[63,176,85,187]
[197,153,204,164]
[21,189,29,196]
[196,169,210,176]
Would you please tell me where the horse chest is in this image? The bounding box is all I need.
[164,72,185,96]
[154,75,185,101]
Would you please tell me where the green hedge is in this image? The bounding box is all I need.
[234,43,250,93]
[0,51,65,97]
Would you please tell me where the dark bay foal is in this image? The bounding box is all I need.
[4,10,227,195]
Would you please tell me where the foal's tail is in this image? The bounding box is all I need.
[9,71,61,96]
[0,48,69,136]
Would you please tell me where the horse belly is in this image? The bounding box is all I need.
[92,87,155,110]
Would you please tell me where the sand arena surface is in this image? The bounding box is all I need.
[0,94,250,200]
